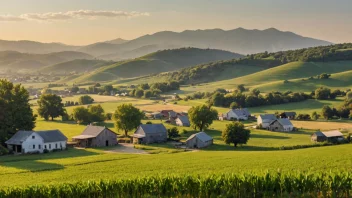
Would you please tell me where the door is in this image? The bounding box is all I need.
[106,140,109,146]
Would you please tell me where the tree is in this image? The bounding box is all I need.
[315,87,331,100]
[251,88,260,96]
[113,104,144,137]
[88,105,106,122]
[311,111,320,120]
[72,107,90,124]
[167,127,180,139]
[222,122,250,147]
[37,94,66,121]
[188,105,218,131]
[78,95,94,105]
[139,83,150,90]
[321,105,334,120]
[70,86,79,93]
[237,84,246,93]
[229,102,239,109]
[0,80,36,145]
[143,90,153,98]
[135,89,144,98]
[103,85,114,93]
[347,91,352,100]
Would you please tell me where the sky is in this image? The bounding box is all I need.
[0,0,351,45]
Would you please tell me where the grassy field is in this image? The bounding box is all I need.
[0,143,352,188]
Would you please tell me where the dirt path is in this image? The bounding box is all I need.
[104,143,149,154]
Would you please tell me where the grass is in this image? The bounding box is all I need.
[0,144,352,188]
[178,61,352,93]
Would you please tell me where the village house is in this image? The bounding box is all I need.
[185,132,213,149]
[221,108,251,120]
[257,114,277,129]
[160,110,177,119]
[5,130,67,154]
[175,116,191,127]
[133,124,167,144]
[311,130,344,143]
[280,112,297,119]
[268,119,294,132]
[72,125,118,148]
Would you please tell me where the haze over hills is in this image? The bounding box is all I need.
[0,51,94,71]
[0,28,332,59]
[39,59,113,74]
[71,48,244,83]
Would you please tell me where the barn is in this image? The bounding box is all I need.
[133,124,167,144]
[185,132,213,149]
[72,125,118,148]
[311,130,344,143]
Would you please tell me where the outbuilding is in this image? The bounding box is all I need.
[185,132,213,149]
[311,130,344,143]
[257,114,277,129]
[175,116,191,127]
[133,124,167,144]
[72,125,118,148]
[5,130,67,154]
[269,119,294,132]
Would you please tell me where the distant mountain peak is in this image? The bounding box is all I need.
[104,38,129,45]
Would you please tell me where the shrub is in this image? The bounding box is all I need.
[43,149,49,153]
[0,145,9,156]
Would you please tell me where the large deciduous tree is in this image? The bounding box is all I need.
[0,80,36,145]
[321,105,333,120]
[37,94,66,121]
[222,122,250,147]
[78,95,94,105]
[113,104,144,137]
[188,105,218,131]
[72,106,90,124]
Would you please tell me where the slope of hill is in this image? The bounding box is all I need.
[77,28,332,57]
[0,40,79,54]
[0,51,94,71]
[180,61,352,93]
[39,59,113,74]
[71,48,244,83]
[104,38,129,45]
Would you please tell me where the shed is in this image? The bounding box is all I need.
[133,124,167,144]
[175,116,191,127]
[311,131,327,142]
[269,119,294,132]
[72,125,118,148]
[311,130,344,143]
[185,132,213,149]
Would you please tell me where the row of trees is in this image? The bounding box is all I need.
[129,81,180,98]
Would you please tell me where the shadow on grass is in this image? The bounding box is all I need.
[0,148,99,172]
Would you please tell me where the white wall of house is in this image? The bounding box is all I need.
[22,133,44,153]
[257,117,272,128]
[282,125,294,132]
[43,141,67,151]
[175,119,183,126]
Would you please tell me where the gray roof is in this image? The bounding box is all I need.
[229,108,250,117]
[186,132,213,142]
[259,114,276,120]
[36,130,67,143]
[313,131,325,137]
[139,124,167,134]
[271,119,293,126]
[5,130,67,144]
[5,131,33,145]
[81,125,115,137]
[322,130,344,137]
[177,116,190,124]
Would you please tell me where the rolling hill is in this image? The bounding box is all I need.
[70,48,244,83]
[0,40,79,54]
[0,51,94,71]
[39,59,114,74]
[78,28,332,57]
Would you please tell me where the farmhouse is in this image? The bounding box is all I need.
[175,116,190,127]
[72,125,118,148]
[257,114,277,128]
[133,124,167,144]
[185,132,213,149]
[269,119,294,132]
[160,110,176,119]
[311,130,344,143]
[5,130,67,154]
[281,112,297,119]
[222,108,251,120]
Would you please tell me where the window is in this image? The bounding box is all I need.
[33,145,35,149]
[44,145,47,149]
[39,145,41,149]
[49,144,51,149]
[55,144,58,149]
[32,136,35,139]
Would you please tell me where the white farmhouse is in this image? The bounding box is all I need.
[223,108,251,120]
[5,130,68,154]
[257,114,277,129]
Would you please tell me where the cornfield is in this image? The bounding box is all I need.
[1,172,351,198]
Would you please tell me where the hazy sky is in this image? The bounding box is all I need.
[0,0,351,45]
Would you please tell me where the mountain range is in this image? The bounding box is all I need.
[0,28,332,60]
